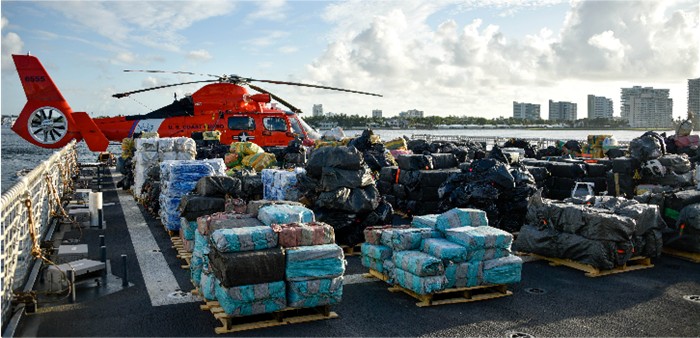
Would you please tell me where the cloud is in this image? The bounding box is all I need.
[278,46,298,54]
[1,16,24,72]
[116,51,136,64]
[246,0,287,22]
[186,49,212,61]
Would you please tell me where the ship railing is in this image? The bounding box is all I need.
[410,134,629,149]
[1,140,79,334]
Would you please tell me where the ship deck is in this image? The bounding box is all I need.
[12,169,700,337]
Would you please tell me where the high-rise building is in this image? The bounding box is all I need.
[372,109,382,118]
[548,100,577,121]
[512,101,541,120]
[312,104,324,117]
[689,78,700,129]
[620,86,672,128]
[587,95,613,119]
[399,109,424,118]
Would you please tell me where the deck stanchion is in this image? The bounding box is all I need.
[100,246,107,263]
[68,270,76,303]
[121,254,128,287]
[99,235,105,247]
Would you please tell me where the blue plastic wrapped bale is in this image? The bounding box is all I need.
[257,204,315,226]
[261,169,277,200]
[286,244,345,281]
[364,225,409,245]
[180,218,197,241]
[361,243,393,261]
[421,238,467,263]
[200,273,218,301]
[210,226,278,253]
[159,195,182,230]
[394,268,447,295]
[383,260,396,284]
[214,281,287,317]
[444,261,482,288]
[392,251,444,277]
[445,226,513,251]
[380,228,442,251]
[482,255,523,285]
[202,158,226,176]
[286,276,343,308]
[191,252,204,285]
[466,248,510,262]
[361,256,386,273]
[411,214,439,229]
[436,208,489,233]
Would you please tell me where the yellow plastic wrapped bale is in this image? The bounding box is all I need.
[587,135,612,148]
[229,141,263,156]
[385,137,407,150]
[224,153,242,168]
[121,138,135,159]
[315,140,341,148]
[340,137,353,145]
[242,153,277,172]
[203,130,221,141]
[369,134,382,144]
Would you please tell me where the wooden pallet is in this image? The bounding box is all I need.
[171,237,192,268]
[208,304,338,334]
[532,254,654,277]
[363,269,390,283]
[388,283,512,307]
[663,248,700,263]
[341,244,362,256]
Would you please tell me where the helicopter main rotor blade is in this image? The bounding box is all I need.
[248,84,303,114]
[113,80,218,98]
[246,78,382,97]
[124,69,221,78]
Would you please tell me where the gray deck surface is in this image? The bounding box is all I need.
[14,170,700,337]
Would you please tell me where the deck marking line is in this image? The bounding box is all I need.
[118,191,198,306]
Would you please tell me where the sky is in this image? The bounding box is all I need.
[1,0,698,120]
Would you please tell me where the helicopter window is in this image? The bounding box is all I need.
[263,117,287,132]
[289,117,303,135]
[228,116,255,130]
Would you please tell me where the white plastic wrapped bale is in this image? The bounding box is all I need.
[133,138,160,198]
[158,137,197,161]
[261,168,306,201]
[159,160,217,231]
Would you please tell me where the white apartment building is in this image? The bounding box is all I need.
[689,78,700,129]
[587,95,613,119]
[621,86,672,128]
[512,101,541,120]
[548,100,577,121]
[399,109,424,118]
[312,104,324,117]
[372,109,382,118]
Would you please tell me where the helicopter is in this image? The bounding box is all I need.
[10,54,382,152]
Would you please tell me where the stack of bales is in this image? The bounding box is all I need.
[380,153,461,215]
[346,129,397,172]
[361,208,522,295]
[522,158,611,198]
[586,135,611,159]
[133,137,197,198]
[225,141,277,174]
[514,191,665,269]
[261,168,306,201]
[159,158,225,231]
[661,189,700,254]
[384,137,412,159]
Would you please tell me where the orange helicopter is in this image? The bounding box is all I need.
[11,54,381,152]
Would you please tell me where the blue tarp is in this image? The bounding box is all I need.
[380,228,441,251]
[210,226,278,253]
[214,281,287,316]
[286,276,343,308]
[286,244,345,281]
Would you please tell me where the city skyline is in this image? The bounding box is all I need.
[1,1,698,120]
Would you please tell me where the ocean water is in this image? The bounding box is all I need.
[0,125,688,194]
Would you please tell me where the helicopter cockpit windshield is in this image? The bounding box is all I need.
[296,115,320,140]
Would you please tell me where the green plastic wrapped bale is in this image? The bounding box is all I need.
[361,256,386,273]
[445,226,513,251]
[180,218,197,241]
[286,276,343,308]
[210,226,278,253]
[214,281,286,316]
[444,261,482,288]
[361,243,393,261]
[200,273,218,301]
[392,250,444,277]
[411,214,439,229]
[286,244,345,281]
[436,208,489,233]
[482,255,523,285]
[421,238,467,263]
[380,227,442,251]
[394,268,447,295]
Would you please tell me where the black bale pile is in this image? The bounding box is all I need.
[347,129,397,172]
[503,138,538,158]
[298,146,392,246]
[227,169,264,201]
[438,150,538,233]
[140,165,161,216]
[514,191,666,269]
[278,138,307,169]
[521,158,611,200]
[178,176,244,222]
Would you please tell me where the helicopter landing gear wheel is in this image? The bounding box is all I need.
[28,106,68,145]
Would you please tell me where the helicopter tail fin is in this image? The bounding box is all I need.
[11,54,108,151]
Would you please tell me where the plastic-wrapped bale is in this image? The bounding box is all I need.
[361,243,393,261]
[208,246,286,288]
[363,225,409,245]
[261,168,306,201]
[445,226,513,251]
[320,167,374,191]
[435,208,489,233]
[191,231,211,286]
[197,213,263,236]
[380,227,442,251]
[396,154,434,171]
[315,186,381,214]
[361,256,388,274]
[392,251,444,277]
[158,137,197,161]
[195,176,242,198]
[133,138,160,197]
[180,217,197,241]
[178,195,225,221]
[271,222,335,247]
[444,261,482,288]
[482,255,522,285]
[247,200,305,217]
[257,204,315,226]
[214,281,287,317]
[159,195,182,231]
[665,203,700,253]
[286,276,343,308]
[421,238,467,263]
[242,152,277,172]
[412,214,439,229]
[210,226,278,253]
[200,273,218,301]
[394,268,447,295]
[306,146,364,177]
[286,244,345,281]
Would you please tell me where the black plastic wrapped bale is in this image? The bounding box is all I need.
[657,154,692,174]
[406,139,430,154]
[398,169,459,190]
[612,157,641,175]
[606,172,636,198]
[195,176,242,198]
[377,180,392,195]
[525,166,551,186]
[557,232,629,270]
[630,132,665,162]
[407,186,441,201]
[379,166,399,183]
[545,161,587,178]
[315,208,357,231]
[664,189,700,223]
[634,192,666,210]
[546,176,577,192]
[664,203,700,253]
[405,200,441,216]
[503,138,538,158]
[347,129,378,152]
[315,185,380,214]
[320,167,374,191]
[522,159,551,167]
[513,223,560,257]
[392,183,408,200]
[396,154,434,171]
[178,195,226,221]
[580,177,608,194]
[585,163,609,177]
[307,146,364,177]
[642,171,695,188]
[536,146,562,159]
[364,143,396,172]
[208,246,286,288]
[430,153,458,169]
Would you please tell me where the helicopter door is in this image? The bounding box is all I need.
[262,116,290,146]
[228,116,257,143]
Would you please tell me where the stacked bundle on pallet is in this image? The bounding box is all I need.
[522,158,611,199]
[133,137,197,198]
[661,189,700,254]
[225,141,277,173]
[345,129,397,172]
[298,146,392,246]
[261,168,306,201]
[514,191,664,270]
[285,244,345,307]
[178,176,244,237]
[159,159,225,231]
[439,158,538,233]
[361,208,522,296]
